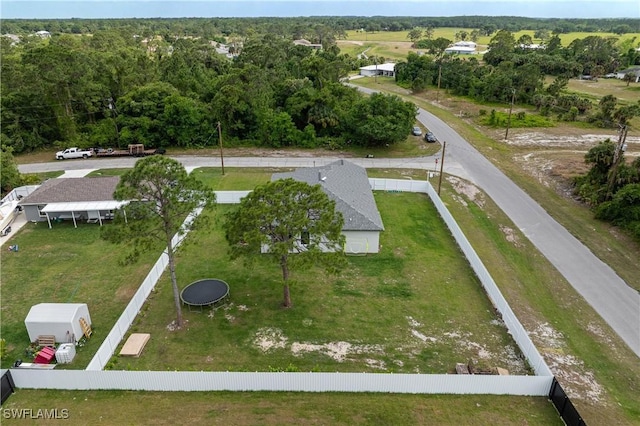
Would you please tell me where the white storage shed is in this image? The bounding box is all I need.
[24,303,91,344]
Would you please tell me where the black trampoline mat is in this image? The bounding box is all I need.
[180,279,229,306]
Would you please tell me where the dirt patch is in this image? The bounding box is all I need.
[446,176,485,207]
[528,322,604,404]
[499,225,523,248]
[115,286,135,301]
[166,319,188,332]
[496,130,640,149]
[290,341,384,362]
[253,327,288,352]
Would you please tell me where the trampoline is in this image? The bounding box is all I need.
[180,279,229,311]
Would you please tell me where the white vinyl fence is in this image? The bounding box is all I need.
[14,183,552,396]
[214,191,251,204]
[86,207,204,371]
[9,370,553,396]
[1,185,39,204]
[422,181,552,377]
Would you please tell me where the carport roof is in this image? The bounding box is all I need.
[41,200,128,213]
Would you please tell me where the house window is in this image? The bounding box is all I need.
[37,205,47,217]
[301,230,310,246]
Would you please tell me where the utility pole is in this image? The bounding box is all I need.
[504,88,516,141]
[217,122,225,176]
[437,141,446,196]
[374,57,378,84]
[108,98,120,145]
[436,63,442,102]
[606,124,628,200]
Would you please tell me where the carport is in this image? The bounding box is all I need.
[41,200,128,228]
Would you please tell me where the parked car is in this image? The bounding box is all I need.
[425,132,437,143]
[55,147,94,160]
[412,126,422,136]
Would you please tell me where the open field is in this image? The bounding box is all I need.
[110,192,527,374]
[343,29,640,49]
[2,390,561,425]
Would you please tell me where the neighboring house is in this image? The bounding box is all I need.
[212,42,236,59]
[18,177,126,228]
[293,39,322,49]
[2,34,21,46]
[359,62,396,77]
[445,45,476,55]
[35,30,51,38]
[616,66,640,83]
[272,160,384,254]
[452,41,477,49]
[519,43,544,50]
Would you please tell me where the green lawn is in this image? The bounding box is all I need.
[0,223,161,369]
[2,390,562,425]
[111,192,527,375]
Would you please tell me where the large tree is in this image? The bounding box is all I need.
[0,145,22,195]
[224,178,345,308]
[102,156,216,327]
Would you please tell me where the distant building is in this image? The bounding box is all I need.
[616,66,640,83]
[35,30,51,38]
[452,41,477,49]
[519,43,544,50]
[359,62,396,77]
[293,39,322,49]
[444,46,476,54]
[2,34,21,45]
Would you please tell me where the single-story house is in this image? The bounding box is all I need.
[35,30,51,38]
[293,39,322,49]
[519,43,544,50]
[2,34,21,46]
[616,66,640,83]
[452,41,477,49]
[18,177,127,228]
[445,46,476,55]
[272,160,384,254]
[359,62,396,77]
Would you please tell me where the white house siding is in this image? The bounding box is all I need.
[343,230,380,254]
[360,69,378,77]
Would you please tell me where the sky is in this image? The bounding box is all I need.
[1,0,639,19]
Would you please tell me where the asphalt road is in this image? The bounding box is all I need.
[417,107,640,358]
[17,108,639,357]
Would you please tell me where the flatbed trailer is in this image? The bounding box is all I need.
[94,144,164,158]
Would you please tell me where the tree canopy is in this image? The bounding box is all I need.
[224,178,345,307]
[102,155,216,327]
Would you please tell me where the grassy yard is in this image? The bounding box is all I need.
[0,222,160,369]
[110,192,527,375]
[2,390,562,425]
[348,78,640,424]
[439,178,640,425]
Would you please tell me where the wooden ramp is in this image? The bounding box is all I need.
[119,333,151,357]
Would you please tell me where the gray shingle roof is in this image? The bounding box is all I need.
[272,160,384,231]
[18,177,120,205]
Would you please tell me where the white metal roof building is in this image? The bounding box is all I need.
[445,46,477,54]
[359,63,396,77]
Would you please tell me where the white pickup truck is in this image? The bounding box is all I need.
[55,147,94,160]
